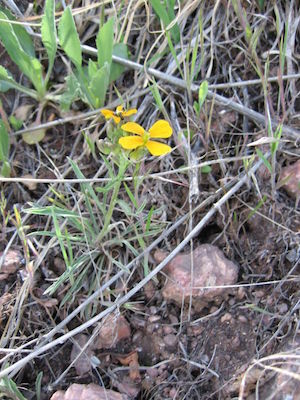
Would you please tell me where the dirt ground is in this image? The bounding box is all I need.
[0,1,299,399]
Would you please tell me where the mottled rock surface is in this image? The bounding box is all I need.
[93,313,131,349]
[279,160,300,200]
[50,383,128,400]
[155,244,239,310]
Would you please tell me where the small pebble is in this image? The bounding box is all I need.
[147,368,158,378]
[163,325,174,335]
[169,314,179,324]
[146,324,155,334]
[163,334,177,347]
[132,331,142,343]
[229,298,235,306]
[221,313,232,323]
[238,315,248,323]
[148,315,161,323]
[255,290,265,299]
[237,287,246,299]
[278,303,288,314]
[191,325,204,336]
[232,337,240,348]
[144,281,156,300]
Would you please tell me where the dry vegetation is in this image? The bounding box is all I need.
[0,0,299,399]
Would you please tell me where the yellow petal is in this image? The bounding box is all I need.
[116,105,124,113]
[101,109,114,119]
[119,136,144,149]
[149,120,172,138]
[122,108,137,117]
[146,140,172,156]
[112,115,121,124]
[121,122,144,136]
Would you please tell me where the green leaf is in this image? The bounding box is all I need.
[35,372,43,400]
[9,115,23,130]
[0,12,44,94]
[41,0,57,71]
[0,120,9,161]
[201,165,212,174]
[87,59,98,79]
[0,376,27,400]
[59,74,81,111]
[0,66,15,92]
[198,80,208,109]
[58,6,82,68]
[110,43,128,83]
[1,161,11,177]
[193,101,199,115]
[0,7,35,57]
[0,66,38,98]
[96,17,114,69]
[150,80,164,111]
[256,148,272,173]
[88,62,110,108]
[118,199,132,215]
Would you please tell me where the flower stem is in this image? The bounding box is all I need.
[96,158,128,243]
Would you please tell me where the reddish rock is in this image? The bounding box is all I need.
[70,334,95,375]
[154,244,238,310]
[163,334,177,348]
[0,249,22,280]
[50,383,128,400]
[279,160,300,200]
[94,313,131,349]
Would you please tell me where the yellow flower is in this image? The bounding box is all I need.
[101,105,137,124]
[119,120,172,156]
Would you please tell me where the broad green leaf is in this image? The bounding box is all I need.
[59,74,81,111]
[198,80,208,109]
[96,17,114,69]
[41,0,57,69]
[0,120,10,161]
[0,161,11,177]
[87,59,98,79]
[0,7,35,57]
[110,43,128,82]
[0,66,38,98]
[0,66,15,92]
[88,62,110,108]
[58,7,82,68]
[0,12,44,94]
